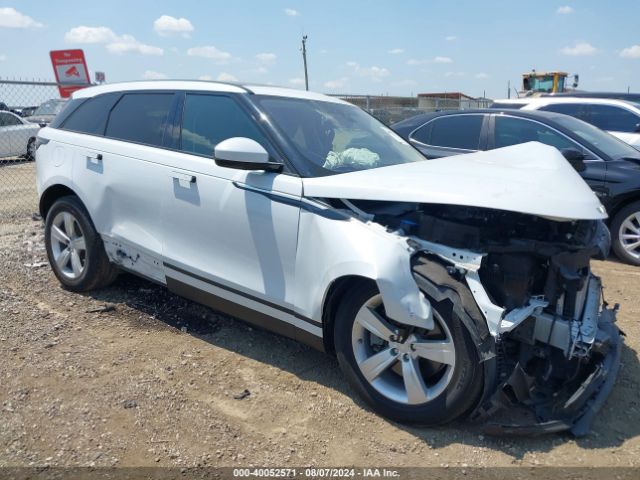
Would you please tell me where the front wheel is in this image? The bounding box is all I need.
[334,282,484,425]
[611,201,640,266]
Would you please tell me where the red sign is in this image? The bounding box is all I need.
[49,49,90,98]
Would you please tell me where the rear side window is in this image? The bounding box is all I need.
[539,103,587,120]
[0,112,21,126]
[494,116,577,151]
[61,94,119,135]
[105,93,174,146]
[180,94,269,156]
[416,115,483,150]
[588,104,640,133]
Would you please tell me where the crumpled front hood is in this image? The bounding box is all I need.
[302,142,607,221]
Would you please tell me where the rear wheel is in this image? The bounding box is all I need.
[611,201,640,266]
[334,282,483,425]
[44,196,119,291]
[25,137,36,161]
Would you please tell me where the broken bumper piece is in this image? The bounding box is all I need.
[478,301,622,437]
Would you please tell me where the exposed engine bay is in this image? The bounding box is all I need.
[339,199,622,436]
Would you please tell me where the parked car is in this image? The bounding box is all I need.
[36,81,621,435]
[393,109,640,266]
[0,110,41,159]
[542,91,640,103]
[25,99,68,126]
[490,97,640,148]
[18,106,38,118]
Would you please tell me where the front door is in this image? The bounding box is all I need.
[161,93,304,337]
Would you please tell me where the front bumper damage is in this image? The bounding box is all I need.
[473,275,623,436]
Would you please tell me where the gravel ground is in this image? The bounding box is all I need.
[1,212,639,470]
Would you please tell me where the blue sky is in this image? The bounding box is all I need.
[1,0,639,99]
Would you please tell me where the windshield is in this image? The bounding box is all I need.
[34,99,66,116]
[255,96,427,176]
[552,114,640,159]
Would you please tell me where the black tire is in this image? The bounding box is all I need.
[611,201,640,266]
[25,137,36,161]
[44,195,119,291]
[334,282,484,425]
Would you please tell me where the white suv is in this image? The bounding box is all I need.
[36,81,621,434]
[493,97,640,148]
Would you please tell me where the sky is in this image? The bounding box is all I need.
[1,0,639,99]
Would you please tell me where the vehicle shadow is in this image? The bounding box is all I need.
[84,272,640,460]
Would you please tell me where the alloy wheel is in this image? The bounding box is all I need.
[50,211,87,279]
[351,295,456,405]
[619,212,640,260]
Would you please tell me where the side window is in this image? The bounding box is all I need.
[105,93,174,146]
[411,122,433,144]
[0,112,21,126]
[61,94,120,135]
[426,115,484,150]
[494,116,578,151]
[588,104,640,133]
[180,94,270,156]
[539,103,587,121]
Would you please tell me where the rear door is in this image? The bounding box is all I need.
[488,114,607,194]
[69,91,177,283]
[408,114,488,158]
[0,112,15,157]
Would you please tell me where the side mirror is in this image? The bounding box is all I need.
[634,123,640,133]
[214,137,283,172]
[561,148,586,172]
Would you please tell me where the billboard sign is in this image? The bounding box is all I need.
[49,49,90,98]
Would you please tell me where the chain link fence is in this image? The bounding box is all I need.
[332,94,492,124]
[0,80,68,219]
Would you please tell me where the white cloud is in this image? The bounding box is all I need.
[256,52,277,64]
[284,8,299,16]
[0,54,6,61]
[408,56,453,66]
[557,6,574,14]
[445,71,465,77]
[346,62,390,81]
[217,72,237,82]
[143,70,168,80]
[560,42,598,56]
[620,45,640,59]
[198,75,214,81]
[475,72,489,79]
[107,35,163,55]
[255,66,269,74]
[153,15,194,37]
[65,26,163,55]
[324,77,349,90]
[187,45,232,63]
[388,48,404,54]
[445,35,457,41]
[65,26,116,44]
[289,77,305,86]
[0,7,42,28]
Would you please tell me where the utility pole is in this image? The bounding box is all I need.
[301,35,309,91]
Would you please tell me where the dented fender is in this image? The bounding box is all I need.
[294,200,433,330]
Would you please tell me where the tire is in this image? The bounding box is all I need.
[25,137,36,161]
[334,282,483,425]
[611,201,640,266]
[44,195,119,291]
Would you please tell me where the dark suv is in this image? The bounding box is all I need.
[393,109,640,265]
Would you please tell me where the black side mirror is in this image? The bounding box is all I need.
[561,148,586,172]
[634,123,640,133]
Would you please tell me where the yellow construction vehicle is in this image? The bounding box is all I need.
[520,70,579,96]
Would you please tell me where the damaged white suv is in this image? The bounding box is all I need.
[36,81,622,435]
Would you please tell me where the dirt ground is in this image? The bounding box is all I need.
[1,205,640,469]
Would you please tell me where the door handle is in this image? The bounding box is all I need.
[87,152,102,162]
[171,171,196,187]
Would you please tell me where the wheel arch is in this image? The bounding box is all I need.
[608,193,640,224]
[39,183,83,219]
[321,275,377,353]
